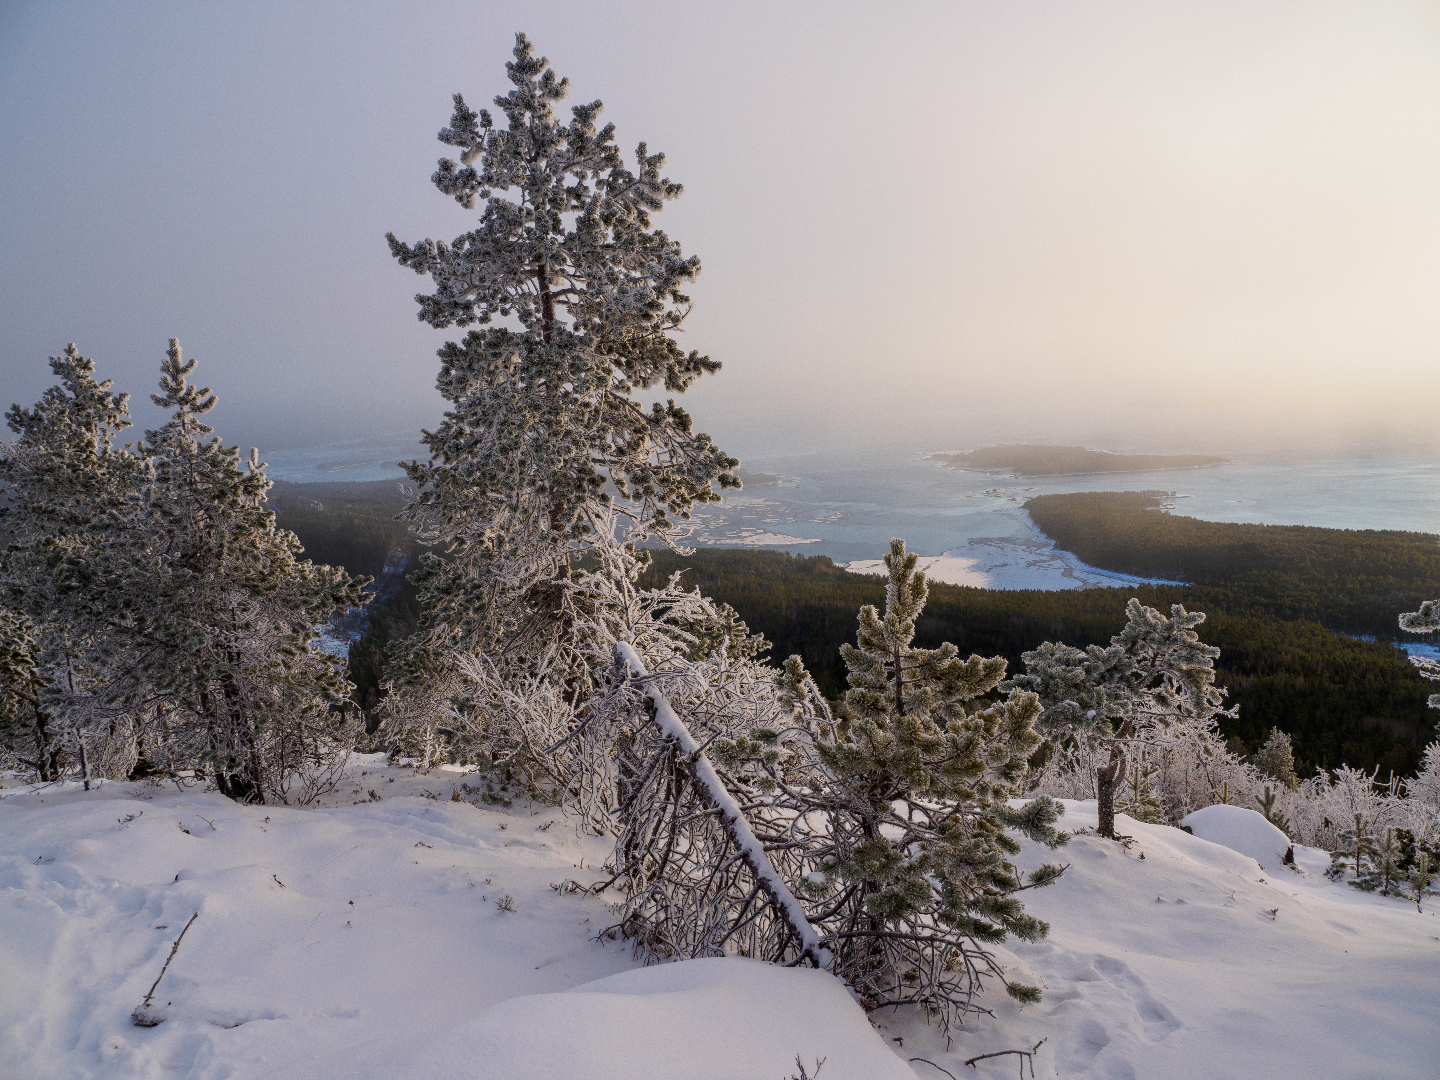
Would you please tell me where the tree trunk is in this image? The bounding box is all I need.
[1095,719,1133,840]
[537,259,554,344]
[32,703,61,782]
[1096,756,1122,839]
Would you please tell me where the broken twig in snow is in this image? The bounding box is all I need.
[963,1037,1047,1078]
[132,912,198,1026]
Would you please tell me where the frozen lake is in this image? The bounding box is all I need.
[265,442,1440,591]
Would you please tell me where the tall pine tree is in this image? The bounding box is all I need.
[380,33,738,756]
[0,344,139,778]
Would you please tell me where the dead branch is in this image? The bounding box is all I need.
[132,911,198,1026]
[963,1037,1047,1079]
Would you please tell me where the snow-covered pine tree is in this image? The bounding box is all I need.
[380,32,738,757]
[1008,599,1232,838]
[1253,726,1299,789]
[1398,600,1440,708]
[0,608,54,776]
[799,539,1067,1023]
[0,344,140,778]
[94,341,370,801]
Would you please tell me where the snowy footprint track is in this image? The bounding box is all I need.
[4,778,1439,1078]
[881,804,1440,1080]
[0,761,908,1080]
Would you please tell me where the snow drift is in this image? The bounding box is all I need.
[2,768,1437,1079]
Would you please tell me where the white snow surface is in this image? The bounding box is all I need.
[1180,804,1293,872]
[3,773,1438,1079]
[0,761,900,1080]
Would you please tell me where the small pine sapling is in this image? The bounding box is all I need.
[1402,851,1437,912]
[1354,828,1405,896]
[1255,785,1292,837]
[814,539,1068,1023]
[1253,726,1299,789]
[1328,814,1379,883]
[1119,751,1165,825]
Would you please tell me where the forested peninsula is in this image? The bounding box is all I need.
[306,485,1440,782]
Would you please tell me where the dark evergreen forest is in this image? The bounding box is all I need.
[275,485,1440,780]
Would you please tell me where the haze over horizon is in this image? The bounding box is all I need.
[4,1,1439,462]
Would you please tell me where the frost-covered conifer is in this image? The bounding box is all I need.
[1008,599,1231,838]
[792,539,1066,1021]
[380,33,738,755]
[0,608,54,776]
[96,341,372,801]
[1398,599,1440,708]
[1253,726,1299,789]
[0,344,139,778]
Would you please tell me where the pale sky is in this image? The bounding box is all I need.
[3,1,1438,459]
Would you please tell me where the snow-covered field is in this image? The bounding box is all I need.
[3,762,1437,1079]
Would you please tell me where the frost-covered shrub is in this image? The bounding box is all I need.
[1017,596,1440,854]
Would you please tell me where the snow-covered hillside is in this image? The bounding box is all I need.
[2,763,1436,1079]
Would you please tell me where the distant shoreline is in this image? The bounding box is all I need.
[928,444,1229,478]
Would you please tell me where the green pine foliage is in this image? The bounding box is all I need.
[1353,828,1405,895]
[1328,813,1380,883]
[1120,751,1166,825]
[1403,851,1437,912]
[810,538,1067,1016]
[1254,785,1292,836]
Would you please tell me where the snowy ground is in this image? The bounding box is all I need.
[3,766,1436,1079]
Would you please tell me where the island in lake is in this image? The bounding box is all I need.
[930,444,1227,477]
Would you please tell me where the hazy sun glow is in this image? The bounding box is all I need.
[3,0,1437,457]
